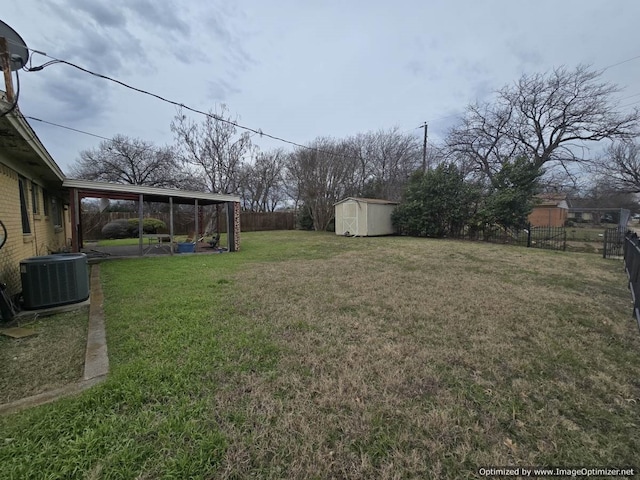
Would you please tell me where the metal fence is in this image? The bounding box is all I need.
[453,224,566,252]
[603,227,627,259]
[622,232,640,331]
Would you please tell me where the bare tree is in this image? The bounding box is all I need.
[70,134,184,187]
[170,105,253,194]
[346,128,422,200]
[238,149,285,211]
[448,65,640,184]
[598,140,640,193]
[285,138,359,231]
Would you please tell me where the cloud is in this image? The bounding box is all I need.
[208,78,241,102]
[405,60,424,76]
[72,2,127,28]
[123,0,190,37]
[36,71,111,124]
[39,0,146,74]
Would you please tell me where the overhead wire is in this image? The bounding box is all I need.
[19,48,366,161]
[24,115,113,141]
[9,37,640,154]
[602,54,640,71]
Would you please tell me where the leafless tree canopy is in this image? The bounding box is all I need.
[447,65,640,183]
[70,134,184,187]
[347,127,423,200]
[171,105,253,194]
[285,138,360,231]
[281,128,427,230]
[598,140,640,193]
[237,149,286,212]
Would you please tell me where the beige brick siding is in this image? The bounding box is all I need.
[0,164,69,295]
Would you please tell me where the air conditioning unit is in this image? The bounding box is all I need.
[20,253,90,310]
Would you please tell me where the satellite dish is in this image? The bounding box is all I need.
[0,20,29,71]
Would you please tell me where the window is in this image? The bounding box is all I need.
[43,190,50,216]
[51,197,63,228]
[31,183,40,215]
[18,177,31,234]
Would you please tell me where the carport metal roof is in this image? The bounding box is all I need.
[62,179,240,205]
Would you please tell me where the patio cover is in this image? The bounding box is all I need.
[62,179,241,254]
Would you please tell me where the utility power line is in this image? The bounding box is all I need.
[25,116,114,142]
[17,47,366,161]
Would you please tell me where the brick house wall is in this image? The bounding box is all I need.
[528,206,568,227]
[0,163,69,295]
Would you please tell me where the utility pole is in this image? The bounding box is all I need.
[420,122,428,172]
[0,37,15,103]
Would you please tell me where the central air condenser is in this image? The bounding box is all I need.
[20,253,90,310]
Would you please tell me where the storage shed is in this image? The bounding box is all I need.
[334,197,398,236]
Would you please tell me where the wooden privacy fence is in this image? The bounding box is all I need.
[622,232,640,331]
[83,211,296,239]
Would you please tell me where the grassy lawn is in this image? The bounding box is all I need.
[1,231,639,478]
[566,226,607,242]
[0,308,88,404]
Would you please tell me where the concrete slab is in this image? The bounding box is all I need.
[0,376,106,415]
[0,327,37,338]
[83,265,109,380]
[14,298,90,319]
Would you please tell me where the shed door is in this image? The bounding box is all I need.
[343,202,357,235]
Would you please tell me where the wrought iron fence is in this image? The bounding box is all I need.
[622,232,640,331]
[603,227,626,259]
[453,224,566,252]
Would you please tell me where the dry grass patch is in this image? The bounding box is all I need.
[212,238,640,478]
[0,308,88,404]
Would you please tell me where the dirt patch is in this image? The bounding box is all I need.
[0,308,89,404]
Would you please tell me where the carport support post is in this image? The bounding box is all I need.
[69,188,80,252]
[194,199,199,250]
[138,194,144,256]
[226,201,240,252]
[169,196,174,256]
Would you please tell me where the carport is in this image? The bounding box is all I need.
[62,179,241,255]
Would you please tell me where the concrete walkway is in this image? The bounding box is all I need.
[0,265,109,415]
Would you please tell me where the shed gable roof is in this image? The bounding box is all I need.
[334,197,398,206]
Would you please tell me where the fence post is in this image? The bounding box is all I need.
[563,228,566,251]
[527,223,531,248]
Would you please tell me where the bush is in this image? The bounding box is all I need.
[127,218,166,234]
[393,164,481,237]
[297,206,314,231]
[101,219,131,239]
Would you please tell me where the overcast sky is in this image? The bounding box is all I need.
[3,1,640,175]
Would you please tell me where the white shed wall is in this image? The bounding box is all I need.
[335,202,345,235]
[366,203,396,236]
[335,200,367,236]
[335,199,396,236]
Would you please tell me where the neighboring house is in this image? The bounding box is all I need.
[0,99,71,295]
[567,209,594,223]
[528,193,569,227]
[567,205,629,226]
[334,197,398,236]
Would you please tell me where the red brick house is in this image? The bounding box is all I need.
[528,193,569,227]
